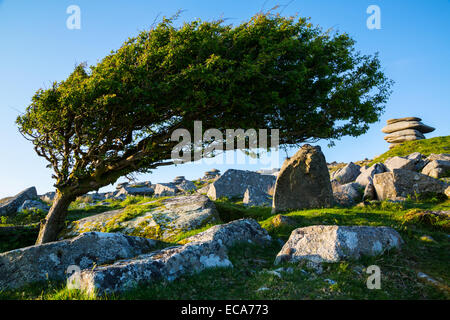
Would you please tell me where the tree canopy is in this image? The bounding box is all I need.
[17,13,392,243]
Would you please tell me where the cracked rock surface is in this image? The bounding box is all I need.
[75,219,271,295]
[0,232,157,290]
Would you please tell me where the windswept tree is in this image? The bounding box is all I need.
[17,13,392,244]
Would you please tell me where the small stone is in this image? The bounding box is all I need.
[257,287,270,292]
[419,235,435,242]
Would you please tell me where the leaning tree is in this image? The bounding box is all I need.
[17,13,392,244]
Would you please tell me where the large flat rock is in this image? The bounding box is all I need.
[384,156,417,172]
[381,121,435,134]
[74,219,271,295]
[385,135,424,144]
[275,225,403,264]
[62,195,220,242]
[373,169,447,201]
[330,162,361,184]
[383,129,425,141]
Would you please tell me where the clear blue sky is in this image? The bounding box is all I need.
[0,0,449,198]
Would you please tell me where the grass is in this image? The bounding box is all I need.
[1,196,449,300]
[369,135,450,165]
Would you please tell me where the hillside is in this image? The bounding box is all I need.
[370,136,450,165]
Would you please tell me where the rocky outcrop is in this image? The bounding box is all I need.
[272,145,333,213]
[270,214,297,228]
[355,163,386,188]
[73,219,271,295]
[202,169,221,180]
[421,160,450,179]
[332,182,362,206]
[384,156,417,172]
[330,162,361,184]
[39,191,56,203]
[243,186,271,207]
[196,183,211,195]
[0,187,38,216]
[62,195,220,242]
[373,169,447,201]
[274,225,403,264]
[382,117,435,149]
[116,185,155,198]
[0,232,157,290]
[153,183,178,197]
[175,180,197,193]
[207,169,276,200]
[17,200,50,213]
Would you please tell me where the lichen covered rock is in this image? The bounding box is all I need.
[275,225,403,264]
[207,169,275,200]
[74,219,271,295]
[0,232,157,290]
[62,195,220,242]
[373,169,447,201]
[330,162,361,184]
[272,145,333,213]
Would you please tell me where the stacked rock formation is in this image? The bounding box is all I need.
[382,117,435,149]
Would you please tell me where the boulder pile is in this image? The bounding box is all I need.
[382,117,435,149]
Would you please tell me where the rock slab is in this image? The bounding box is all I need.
[207,169,276,200]
[0,232,157,290]
[63,195,220,242]
[74,219,271,295]
[330,162,361,184]
[373,169,447,201]
[275,225,403,264]
[0,187,38,216]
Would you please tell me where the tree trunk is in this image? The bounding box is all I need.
[35,191,75,245]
